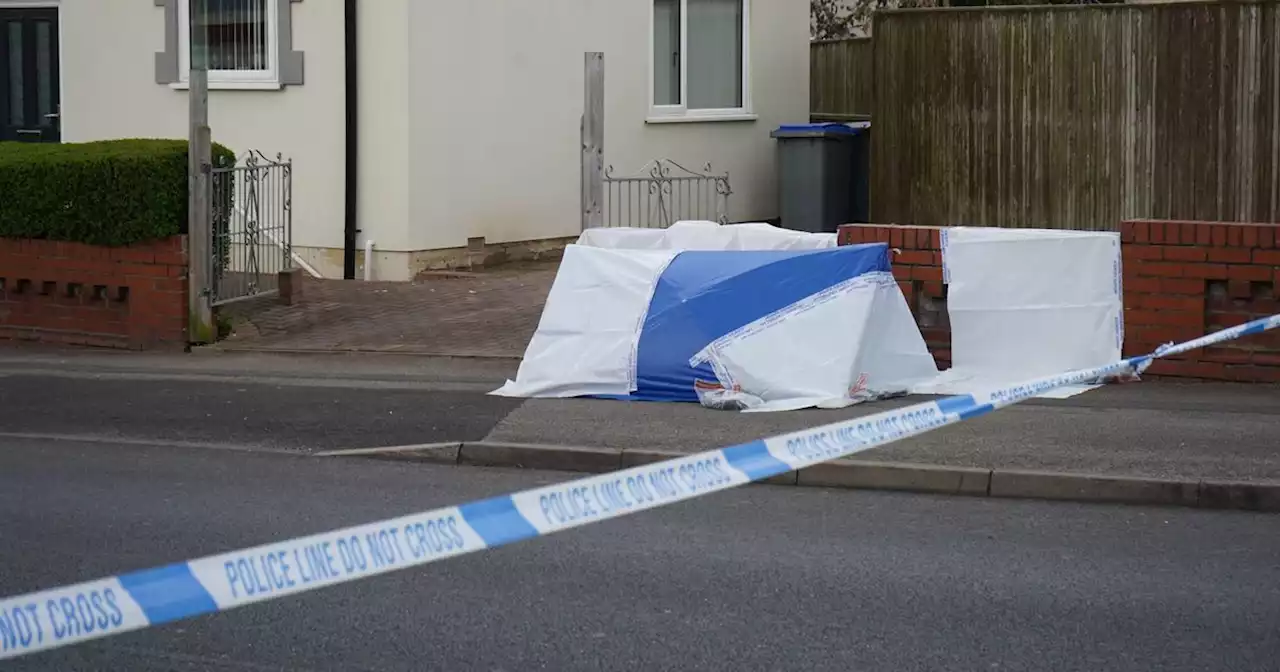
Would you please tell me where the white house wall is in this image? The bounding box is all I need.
[406,0,811,254]
[355,0,413,267]
[41,0,413,279]
[37,0,806,281]
[47,0,353,276]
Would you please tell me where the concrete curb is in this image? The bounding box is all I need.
[459,442,622,473]
[988,470,1199,508]
[322,440,1280,514]
[314,442,462,464]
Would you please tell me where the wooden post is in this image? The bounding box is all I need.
[581,52,604,231]
[188,0,214,343]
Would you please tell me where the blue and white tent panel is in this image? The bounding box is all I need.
[492,242,939,412]
[693,271,941,412]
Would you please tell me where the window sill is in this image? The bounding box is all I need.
[645,112,758,125]
[170,81,284,92]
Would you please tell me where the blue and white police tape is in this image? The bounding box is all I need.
[3,313,1279,661]
[1151,313,1280,359]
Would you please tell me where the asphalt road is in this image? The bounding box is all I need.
[4,349,1280,483]
[0,373,520,453]
[3,437,1279,672]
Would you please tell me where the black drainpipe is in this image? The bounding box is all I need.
[343,0,359,279]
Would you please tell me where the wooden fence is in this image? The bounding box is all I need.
[817,1,1280,230]
[810,37,873,121]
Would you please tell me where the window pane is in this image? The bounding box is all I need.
[686,0,743,110]
[205,0,268,71]
[36,21,51,121]
[653,0,681,106]
[7,22,22,125]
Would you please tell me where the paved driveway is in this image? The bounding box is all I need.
[216,262,557,357]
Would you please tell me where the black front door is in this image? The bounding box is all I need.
[0,8,60,143]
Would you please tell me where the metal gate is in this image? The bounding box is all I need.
[601,159,731,229]
[210,151,293,306]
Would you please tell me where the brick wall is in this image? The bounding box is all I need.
[1122,220,1280,382]
[0,236,189,349]
[838,221,1280,383]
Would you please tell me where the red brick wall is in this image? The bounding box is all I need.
[0,236,189,349]
[838,221,1280,383]
[1122,220,1280,382]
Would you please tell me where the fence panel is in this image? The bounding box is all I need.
[810,37,874,121]
[600,159,731,228]
[867,2,1280,230]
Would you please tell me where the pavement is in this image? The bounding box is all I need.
[479,381,1280,483]
[214,262,556,357]
[0,347,1278,512]
[3,436,1280,671]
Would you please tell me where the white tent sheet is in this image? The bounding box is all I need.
[693,272,939,412]
[491,246,678,399]
[914,227,1124,399]
[576,220,838,251]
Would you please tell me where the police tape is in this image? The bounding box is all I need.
[2,313,1278,660]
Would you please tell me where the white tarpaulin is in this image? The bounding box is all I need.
[490,246,678,399]
[576,220,838,251]
[492,241,938,412]
[913,227,1124,399]
[690,272,940,412]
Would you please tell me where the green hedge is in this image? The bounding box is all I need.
[0,139,235,247]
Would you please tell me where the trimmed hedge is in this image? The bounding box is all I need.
[0,139,235,247]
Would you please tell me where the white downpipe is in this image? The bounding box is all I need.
[364,239,375,281]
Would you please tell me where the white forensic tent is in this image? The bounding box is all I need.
[493,223,937,411]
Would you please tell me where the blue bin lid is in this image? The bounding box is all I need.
[770,122,866,138]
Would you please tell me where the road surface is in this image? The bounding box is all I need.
[2,348,1278,483]
[2,436,1278,671]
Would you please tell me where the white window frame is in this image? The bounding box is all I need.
[648,0,754,124]
[175,0,281,90]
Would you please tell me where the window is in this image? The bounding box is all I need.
[181,0,277,86]
[155,0,304,90]
[651,0,751,122]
